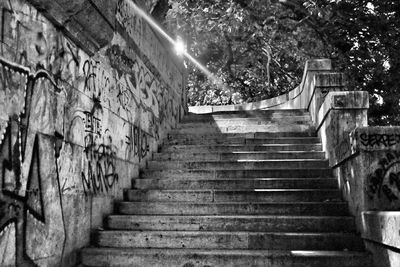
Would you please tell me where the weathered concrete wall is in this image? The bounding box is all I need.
[312,71,400,266]
[336,127,400,212]
[0,0,185,266]
[332,127,400,267]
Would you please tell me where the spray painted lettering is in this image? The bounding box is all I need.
[360,133,400,148]
[0,55,66,267]
[81,129,119,197]
[124,124,152,162]
[367,151,400,203]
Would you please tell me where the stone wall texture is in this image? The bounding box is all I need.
[0,0,185,266]
[332,127,400,267]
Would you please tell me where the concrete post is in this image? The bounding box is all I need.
[308,72,347,124]
[316,91,369,165]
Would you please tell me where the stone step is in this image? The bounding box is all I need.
[153,151,326,161]
[92,231,365,251]
[81,248,373,267]
[147,159,329,170]
[188,109,309,116]
[165,137,321,145]
[182,114,312,122]
[171,124,315,134]
[132,178,337,190]
[161,144,323,153]
[106,215,355,233]
[168,131,317,140]
[116,201,349,216]
[179,120,312,129]
[124,189,341,203]
[141,169,332,179]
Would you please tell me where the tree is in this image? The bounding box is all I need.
[163,0,400,125]
[278,0,400,125]
[164,0,328,105]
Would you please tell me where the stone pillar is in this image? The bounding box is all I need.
[308,72,346,124]
[316,91,369,165]
[291,59,333,110]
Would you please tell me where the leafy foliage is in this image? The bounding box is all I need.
[164,0,327,105]
[282,0,400,125]
[163,0,400,125]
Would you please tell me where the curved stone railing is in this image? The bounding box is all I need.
[189,59,342,116]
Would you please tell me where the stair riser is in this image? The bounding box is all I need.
[117,202,349,216]
[94,232,364,251]
[147,161,329,170]
[153,152,325,161]
[162,144,322,153]
[173,125,315,134]
[179,121,312,129]
[168,132,317,140]
[187,110,309,116]
[183,113,310,120]
[182,116,311,123]
[165,138,320,145]
[124,190,341,203]
[141,169,332,179]
[106,216,354,232]
[82,250,372,267]
[183,113,311,121]
[133,178,337,190]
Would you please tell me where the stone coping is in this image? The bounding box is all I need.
[316,91,369,132]
[362,211,400,250]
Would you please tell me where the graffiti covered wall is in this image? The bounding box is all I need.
[0,0,185,266]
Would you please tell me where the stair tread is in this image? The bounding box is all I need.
[82,247,368,257]
[166,138,321,142]
[96,230,359,236]
[136,177,335,180]
[118,201,347,205]
[154,150,324,155]
[164,144,322,147]
[168,133,318,138]
[94,230,365,250]
[96,229,357,234]
[108,215,353,220]
[106,215,355,232]
[135,177,336,180]
[169,136,318,139]
[142,169,332,173]
[149,159,328,162]
[127,189,339,192]
[81,248,372,267]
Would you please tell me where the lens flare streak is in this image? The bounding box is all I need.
[128,1,225,87]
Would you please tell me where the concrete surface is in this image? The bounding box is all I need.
[0,0,184,266]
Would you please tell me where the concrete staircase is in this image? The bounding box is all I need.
[81,110,372,267]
